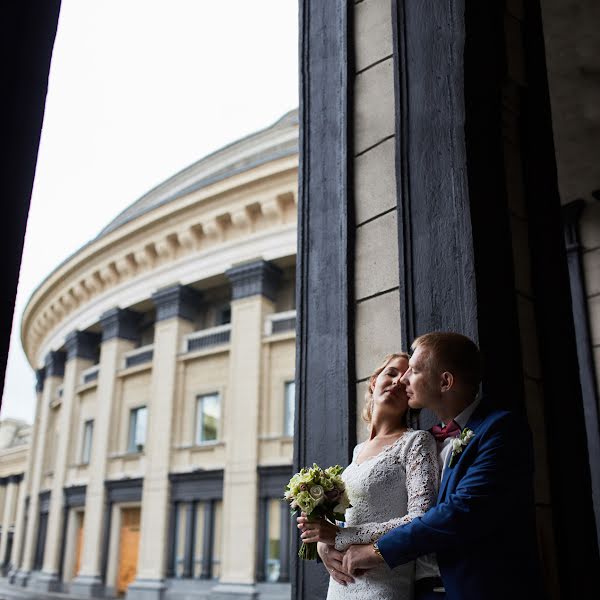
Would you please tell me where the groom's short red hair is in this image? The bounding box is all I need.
[412,332,483,393]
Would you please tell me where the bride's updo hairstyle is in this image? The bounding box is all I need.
[362,352,410,426]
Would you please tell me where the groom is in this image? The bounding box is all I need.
[333,332,544,600]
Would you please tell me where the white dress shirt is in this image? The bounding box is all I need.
[415,397,481,581]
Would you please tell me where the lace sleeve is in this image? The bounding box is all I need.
[335,431,439,551]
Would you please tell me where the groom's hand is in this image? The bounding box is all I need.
[317,542,355,586]
[342,543,385,576]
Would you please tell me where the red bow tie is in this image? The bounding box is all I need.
[431,420,462,442]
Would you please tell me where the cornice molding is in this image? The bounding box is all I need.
[22,168,297,366]
[34,225,296,366]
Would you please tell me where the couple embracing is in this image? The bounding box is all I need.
[298,332,544,600]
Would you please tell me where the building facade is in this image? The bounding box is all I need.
[0,419,30,578]
[7,110,298,600]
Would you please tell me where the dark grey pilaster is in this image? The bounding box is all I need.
[255,497,267,582]
[562,199,600,548]
[296,2,353,599]
[225,260,282,302]
[279,501,290,583]
[65,330,101,362]
[165,501,176,578]
[182,502,195,579]
[200,501,214,580]
[99,307,141,343]
[57,504,68,582]
[99,499,112,585]
[35,368,45,393]
[44,351,66,378]
[152,284,202,322]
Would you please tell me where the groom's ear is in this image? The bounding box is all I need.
[440,371,454,392]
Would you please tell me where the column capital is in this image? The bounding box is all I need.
[225,259,282,302]
[65,330,101,362]
[99,308,141,343]
[151,284,202,322]
[44,351,66,378]
[35,368,46,393]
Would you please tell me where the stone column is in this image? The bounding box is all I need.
[127,285,200,600]
[18,351,65,586]
[9,369,44,584]
[0,474,20,573]
[212,260,280,600]
[6,475,25,576]
[71,309,140,597]
[34,332,99,592]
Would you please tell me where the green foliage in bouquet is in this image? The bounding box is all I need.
[283,463,352,560]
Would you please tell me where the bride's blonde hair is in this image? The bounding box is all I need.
[362,352,410,425]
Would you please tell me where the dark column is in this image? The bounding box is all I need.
[34,512,48,571]
[255,497,267,582]
[165,501,177,578]
[200,501,214,579]
[57,504,69,581]
[562,200,600,551]
[278,501,290,583]
[99,501,112,583]
[296,2,354,599]
[182,502,195,579]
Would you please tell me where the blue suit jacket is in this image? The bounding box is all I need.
[377,400,545,600]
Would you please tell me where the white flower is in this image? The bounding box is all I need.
[309,485,324,501]
[451,438,463,453]
[463,430,475,443]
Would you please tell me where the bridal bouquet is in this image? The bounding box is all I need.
[283,463,351,560]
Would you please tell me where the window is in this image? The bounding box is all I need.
[171,500,220,580]
[128,406,147,453]
[81,419,93,464]
[284,381,295,436]
[196,393,220,443]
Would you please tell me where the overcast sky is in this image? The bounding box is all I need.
[1,0,298,424]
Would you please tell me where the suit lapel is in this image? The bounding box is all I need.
[437,399,491,503]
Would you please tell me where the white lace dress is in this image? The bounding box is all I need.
[326,429,439,600]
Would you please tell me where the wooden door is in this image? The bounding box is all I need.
[74,513,84,577]
[117,508,141,594]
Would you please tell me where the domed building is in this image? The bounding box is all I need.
[9,110,298,600]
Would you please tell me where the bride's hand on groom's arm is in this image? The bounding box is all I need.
[342,543,385,576]
[297,513,339,545]
[317,542,355,586]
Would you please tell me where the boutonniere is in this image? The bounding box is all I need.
[449,428,475,467]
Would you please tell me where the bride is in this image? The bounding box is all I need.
[297,353,439,600]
